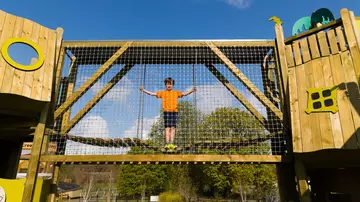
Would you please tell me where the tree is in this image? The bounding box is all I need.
[117,164,169,201]
[198,107,264,140]
[59,165,117,201]
[168,165,197,202]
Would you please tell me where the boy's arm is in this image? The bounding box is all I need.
[182,87,197,96]
[140,86,157,96]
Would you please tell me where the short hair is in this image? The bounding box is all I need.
[164,77,175,85]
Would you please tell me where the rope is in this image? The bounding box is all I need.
[193,49,197,147]
[141,65,147,140]
[136,51,144,140]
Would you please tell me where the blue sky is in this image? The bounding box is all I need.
[3,0,359,154]
[2,0,359,40]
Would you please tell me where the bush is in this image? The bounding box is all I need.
[158,192,184,202]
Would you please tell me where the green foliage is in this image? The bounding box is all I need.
[116,104,279,200]
[158,192,184,202]
[117,164,169,197]
[198,107,264,140]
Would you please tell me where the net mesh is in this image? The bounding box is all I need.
[50,41,286,156]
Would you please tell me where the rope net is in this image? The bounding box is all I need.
[50,42,286,156]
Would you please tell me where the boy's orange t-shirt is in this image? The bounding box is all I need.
[156,90,183,112]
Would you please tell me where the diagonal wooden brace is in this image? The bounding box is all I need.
[54,41,133,119]
[61,64,134,134]
[205,64,266,126]
[206,41,283,120]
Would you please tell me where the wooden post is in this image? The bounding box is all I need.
[50,55,78,202]
[272,19,300,202]
[54,47,66,106]
[341,8,360,85]
[61,55,78,132]
[22,103,50,202]
[49,164,60,202]
[295,159,311,202]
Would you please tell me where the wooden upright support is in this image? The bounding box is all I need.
[22,104,50,202]
[273,19,299,202]
[61,55,78,132]
[341,8,360,85]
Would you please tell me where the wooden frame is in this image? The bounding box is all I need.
[54,41,133,119]
[40,154,289,164]
[206,41,283,121]
[204,64,267,126]
[61,64,134,134]
[63,40,275,48]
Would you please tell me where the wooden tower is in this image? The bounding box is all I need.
[0,9,63,201]
[275,8,360,201]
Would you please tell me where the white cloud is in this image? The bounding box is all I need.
[122,115,160,140]
[190,84,234,114]
[242,90,268,118]
[80,75,132,103]
[222,0,251,9]
[188,83,267,118]
[65,115,130,155]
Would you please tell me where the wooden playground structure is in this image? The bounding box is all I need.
[0,7,360,202]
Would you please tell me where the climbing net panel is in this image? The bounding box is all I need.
[49,41,286,156]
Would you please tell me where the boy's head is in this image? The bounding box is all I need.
[164,77,175,91]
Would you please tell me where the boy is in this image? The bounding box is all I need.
[140,77,196,150]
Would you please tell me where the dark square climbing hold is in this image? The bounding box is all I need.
[313,101,322,109]
[311,92,320,100]
[322,89,331,97]
[324,99,333,107]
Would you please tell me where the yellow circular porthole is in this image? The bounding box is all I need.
[1,37,44,71]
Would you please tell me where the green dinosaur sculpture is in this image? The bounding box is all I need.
[311,8,335,28]
[292,16,312,36]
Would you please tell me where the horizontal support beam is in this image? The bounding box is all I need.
[40,154,288,164]
[63,40,275,48]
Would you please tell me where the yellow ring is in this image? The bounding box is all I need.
[1,37,44,71]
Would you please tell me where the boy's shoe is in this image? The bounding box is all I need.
[164,144,171,150]
[168,144,177,151]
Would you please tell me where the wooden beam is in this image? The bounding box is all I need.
[204,64,267,126]
[40,154,288,163]
[205,41,283,120]
[61,56,78,132]
[49,164,60,202]
[61,64,134,134]
[274,24,289,111]
[53,28,65,108]
[22,104,49,202]
[53,47,65,106]
[54,41,133,119]
[63,40,275,48]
